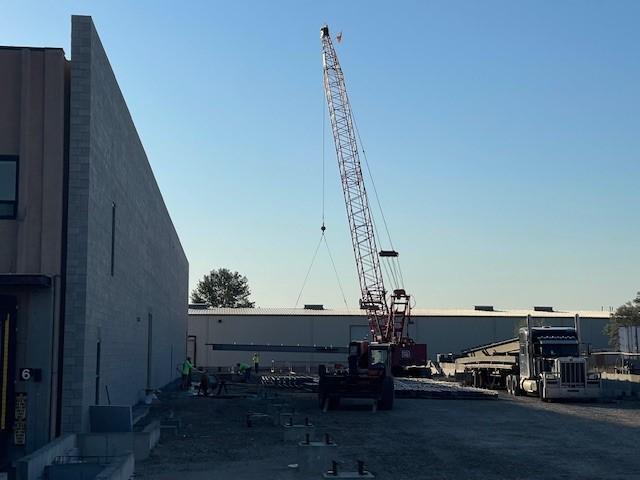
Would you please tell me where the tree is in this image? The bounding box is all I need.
[605,292,640,348]
[191,268,255,308]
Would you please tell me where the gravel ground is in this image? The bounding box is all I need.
[135,385,640,480]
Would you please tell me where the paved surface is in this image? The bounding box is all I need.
[136,386,640,480]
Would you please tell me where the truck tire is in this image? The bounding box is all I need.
[538,382,548,402]
[513,376,522,396]
[378,376,394,410]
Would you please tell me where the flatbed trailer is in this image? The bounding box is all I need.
[454,338,519,389]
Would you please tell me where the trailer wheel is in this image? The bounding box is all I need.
[378,376,394,410]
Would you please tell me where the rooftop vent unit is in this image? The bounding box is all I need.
[474,305,494,312]
[534,306,554,312]
[189,303,209,310]
[304,304,324,310]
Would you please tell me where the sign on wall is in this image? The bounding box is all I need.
[18,368,41,382]
[14,392,26,445]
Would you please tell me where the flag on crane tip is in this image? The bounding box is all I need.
[336,31,343,43]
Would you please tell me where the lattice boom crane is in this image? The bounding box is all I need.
[320,25,412,347]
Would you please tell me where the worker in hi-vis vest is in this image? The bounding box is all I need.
[237,362,251,382]
[181,357,195,390]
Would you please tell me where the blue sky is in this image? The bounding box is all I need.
[2,1,638,311]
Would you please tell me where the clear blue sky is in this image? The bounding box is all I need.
[3,1,639,311]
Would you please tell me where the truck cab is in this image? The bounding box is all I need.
[518,327,600,400]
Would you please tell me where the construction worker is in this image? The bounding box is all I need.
[181,356,195,390]
[237,362,251,382]
[253,352,260,374]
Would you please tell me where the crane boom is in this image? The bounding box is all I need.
[320,26,389,342]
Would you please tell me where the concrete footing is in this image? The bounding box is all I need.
[322,471,375,479]
[283,424,316,442]
[296,439,338,474]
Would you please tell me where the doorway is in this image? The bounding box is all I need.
[0,296,17,470]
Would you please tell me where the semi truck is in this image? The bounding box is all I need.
[453,315,601,401]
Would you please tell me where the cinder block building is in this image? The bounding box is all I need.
[0,16,188,470]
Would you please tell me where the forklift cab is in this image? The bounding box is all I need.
[348,341,370,374]
[368,343,392,376]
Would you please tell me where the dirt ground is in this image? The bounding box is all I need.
[135,383,640,480]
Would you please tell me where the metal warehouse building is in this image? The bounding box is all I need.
[187,306,611,369]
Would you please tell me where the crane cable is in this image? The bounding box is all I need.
[351,113,406,290]
[293,235,324,309]
[293,89,350,310]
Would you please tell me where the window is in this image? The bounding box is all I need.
[110,202,116,275]
[0,155,18,219]
[95,340,101,404]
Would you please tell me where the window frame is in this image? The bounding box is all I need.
[0,155,19,220]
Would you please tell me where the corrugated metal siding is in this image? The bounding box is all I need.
[187,308,611,366]
[188,307,610,319]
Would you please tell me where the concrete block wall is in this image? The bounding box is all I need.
[63,16,188,434]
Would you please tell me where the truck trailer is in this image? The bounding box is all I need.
[453,315,601,401]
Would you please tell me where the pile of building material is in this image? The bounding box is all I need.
[394,378,498,399]
[260,374,496,399]
[260,375,317,390]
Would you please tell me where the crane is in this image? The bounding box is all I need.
[316,25,428,410]
[320,25,412,348]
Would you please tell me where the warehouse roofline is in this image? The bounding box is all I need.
[188,307,611,319]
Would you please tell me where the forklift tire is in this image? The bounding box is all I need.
[318,385,328,409]
[378,377,394,410]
